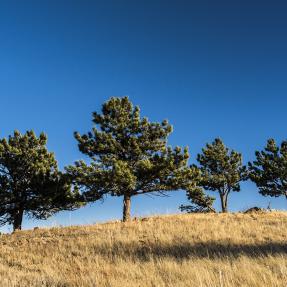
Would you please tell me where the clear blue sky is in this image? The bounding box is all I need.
[0,0,286,232]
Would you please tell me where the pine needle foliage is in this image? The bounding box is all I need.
[66,97,211,221]
[249,139,287,200]
[194,138,247,213]
[0,130,81,231]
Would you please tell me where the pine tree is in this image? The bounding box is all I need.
[0,130,81,231]
[66,97,211,221]
[180,180,216,213]
[195,138,246,213]
[249,139,287,200]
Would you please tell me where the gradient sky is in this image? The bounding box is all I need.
[0,0,286,232]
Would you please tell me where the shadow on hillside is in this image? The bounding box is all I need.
[100,241,287,261]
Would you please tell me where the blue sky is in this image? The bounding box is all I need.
[0,0,286,232]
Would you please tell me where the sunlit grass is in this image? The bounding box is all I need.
[0,212,286,286]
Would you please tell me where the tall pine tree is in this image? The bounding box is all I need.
[0,130,81,231]
[249,139,287,200]
[66,97,211,221]
[195,138,246,213]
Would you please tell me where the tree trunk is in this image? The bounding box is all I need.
[123,194,131,222]
[13,209,24,232]
[220,193,228,213]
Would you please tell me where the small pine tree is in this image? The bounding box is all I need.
[0,130,81,231]
[180,181,216,213]
[66,97,211,221]
[195,138,247,213]
[249,139,287,200]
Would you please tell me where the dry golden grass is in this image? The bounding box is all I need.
[0,212,286,287]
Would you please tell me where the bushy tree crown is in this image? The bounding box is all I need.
[67,97,211,220]
[249,139,287,200]
[0,130,81,230]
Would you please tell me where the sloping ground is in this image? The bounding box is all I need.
[0,212,286,287]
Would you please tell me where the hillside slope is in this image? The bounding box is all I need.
[0,212,286,287]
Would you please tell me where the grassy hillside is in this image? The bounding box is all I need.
[0,212,286,287]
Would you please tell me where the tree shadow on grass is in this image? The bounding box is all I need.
[100,241,287,261]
